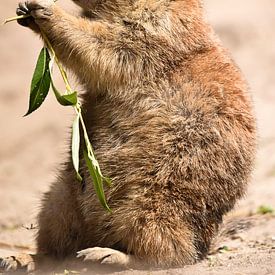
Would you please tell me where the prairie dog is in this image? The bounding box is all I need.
[6,0,257,269]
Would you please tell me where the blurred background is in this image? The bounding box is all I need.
[0,0,274,274]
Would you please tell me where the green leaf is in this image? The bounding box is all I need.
[103,177,112,187]
[257,205,274,215]
[82,130,111,188]
[218,246,230,253]
[84,150,111,212]
[24,47,51,116]
[52,82,78,106]
[72,113,82,181]
[49,59,78,106]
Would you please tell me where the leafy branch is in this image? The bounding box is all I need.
[4,14,111,212]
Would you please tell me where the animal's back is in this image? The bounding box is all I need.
[74,41,256,264]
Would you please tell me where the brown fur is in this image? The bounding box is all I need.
[17,0,257,268]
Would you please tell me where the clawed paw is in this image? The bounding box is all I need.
[0,254,35,273]
[77,247,131,267]
[16,0,54,23]
[0,256,18,272]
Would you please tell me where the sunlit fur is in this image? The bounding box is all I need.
[31,0,256,267]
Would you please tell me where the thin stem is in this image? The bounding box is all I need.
[41,31,72,93]
[3,14,30,25]
[41,29,94,161]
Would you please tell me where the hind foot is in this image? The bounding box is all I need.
[77,247,134,267]
[0,253,35,273]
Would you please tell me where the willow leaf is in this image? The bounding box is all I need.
[84,150,111,212]
[49,59,77,106]
[25,47,51,116]
[82,131,111,188]
[72,113,82,181]
[103,177,112,187]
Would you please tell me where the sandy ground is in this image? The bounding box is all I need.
[0,0,274,274]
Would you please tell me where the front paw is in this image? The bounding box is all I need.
[17,0,54,24]
[16,1,39,31]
